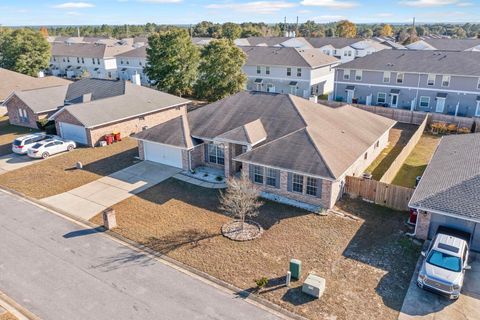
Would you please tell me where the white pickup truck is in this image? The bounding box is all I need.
[417,228,472,299]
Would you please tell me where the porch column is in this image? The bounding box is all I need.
[415,210,431,240]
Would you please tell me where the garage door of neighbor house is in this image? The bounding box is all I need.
[428,214,480,252]
[59,122,88,145]
[143,142,183,169]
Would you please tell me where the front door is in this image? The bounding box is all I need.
[390,94,398,108]
[436,98,446,113]
[346,90,354,104]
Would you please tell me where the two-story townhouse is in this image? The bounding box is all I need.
[406,38,480,51]
[334,50,480,117]
[49,42,134,80]
[235,36,313,49]
[241,46,339,98]
[116,46,149,85]
[306,38,390,62]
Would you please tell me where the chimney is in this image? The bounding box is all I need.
[83,93,92,102]
[131,72,141,86]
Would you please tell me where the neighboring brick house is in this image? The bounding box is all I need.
[50,79,189,146]
[334,50,480,117]
[410,134,480,252]
[134,91,395,209]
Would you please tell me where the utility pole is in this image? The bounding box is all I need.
[77,26,80,37]
[296,16,299,37]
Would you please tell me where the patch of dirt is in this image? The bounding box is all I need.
[90,179,421,320]
[0,312,18,320]
[0,138,138,198]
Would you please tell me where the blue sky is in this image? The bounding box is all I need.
[1,0,479,26]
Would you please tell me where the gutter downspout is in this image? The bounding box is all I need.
[414,73,421,111]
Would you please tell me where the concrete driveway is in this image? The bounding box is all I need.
[0,153,40,174]
[399,254,480,320]
[41,161,181,220]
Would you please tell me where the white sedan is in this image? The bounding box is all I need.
[27,138,76,159]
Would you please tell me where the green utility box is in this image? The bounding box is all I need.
[290,259,302,280]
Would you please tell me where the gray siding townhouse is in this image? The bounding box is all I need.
[48,42,134,80]
[334,50,480,117]
[116,46,149,85]
[133,91,395,209]
[410,133,480,252]
[406,38,480,51]
[241,46,340,98]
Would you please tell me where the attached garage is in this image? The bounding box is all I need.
[143,142,183,169]
[428,214,480,252]
[59,122,88,145]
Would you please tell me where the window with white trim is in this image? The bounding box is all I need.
[287,67,291,76]
[343,69,350,80]
[292,174,303,193]
[383,71,390,83]
[265,66,270,75]
[476,101,480,117]
[442,75,450,87]
[419,96,430,108]
[207,143,224,165]
[355,70,363,81]
[256,66,261,74]
[265,168,278,187]
[396,73,404,84]
[306,177,318,196]
[377,92,387,104]
[297,68,302,77]
[427,74,435,86]
[253,165,264,184]
[477,78,480,89]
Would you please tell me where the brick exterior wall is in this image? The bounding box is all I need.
[415,210,432,240]
[56,104,186,146]
[190,144,204,169]
[5,95,45,129]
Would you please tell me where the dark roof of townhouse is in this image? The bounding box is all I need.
[0,68,71,102]
[58,82,190,128]
[51,42,133,58]
[422,38,480,51]
[337,50,480,76]
[410,134,480,220]
[306,37,361,49]
[241,46,339,68]
[242,36,293,46]
[138,91,395,179]
[116,46,147,59]
[65,78,126,102]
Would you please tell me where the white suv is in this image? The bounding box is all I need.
[27,138,76,159]
[12,133,54,155]
[417,230,471,299]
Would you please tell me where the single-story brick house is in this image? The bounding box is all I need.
[49,79,190,146]
[133,91,396,209]
[410,133,480,252]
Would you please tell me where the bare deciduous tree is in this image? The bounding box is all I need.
[219,175,263,230]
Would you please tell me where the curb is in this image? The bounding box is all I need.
[0,290,41,320]
[1,187,308,320]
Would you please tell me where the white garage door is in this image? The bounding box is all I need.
[429,214,480,252]
[144,142,183,169]
[59,122,88,145]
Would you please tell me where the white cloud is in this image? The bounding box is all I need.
[311,15,346,22]
[300,0,358,9]
[66,11,82,15]
[206,1,296,14]
[139,0,182,3]
[400,0,459,7]
[457,2,473,6]
[53,2,95,9]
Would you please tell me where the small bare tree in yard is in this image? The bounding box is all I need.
[219,175,264,241]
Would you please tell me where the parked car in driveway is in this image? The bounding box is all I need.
[417,229,472,299]
[27,138,76,159]
[12,133,55,155]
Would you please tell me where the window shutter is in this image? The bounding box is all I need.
[249,164,254,181]
[316,178,322,198]
[287,172,292,192]
[275,170,280,189]
[204,144,208,162]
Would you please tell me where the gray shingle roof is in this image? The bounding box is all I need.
[14,85,68,113]
[216,119,267,145]
[133,115,194,148]
[65,78,126,102]
[58,82,189,128]
[116,46,147,59]
[306,37,360,49]
[410,134,480,221]
[241,46,338,68]
[51,42,133,58]
[422,38,480,51]
[337,50,480,76]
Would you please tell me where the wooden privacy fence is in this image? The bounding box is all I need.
[379,114,429,184]
[344,176,414,211]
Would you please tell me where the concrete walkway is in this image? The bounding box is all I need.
[0,191,282,320]
[0,153,41,175]
[41,161,181,220]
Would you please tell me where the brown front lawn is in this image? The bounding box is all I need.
[0,138,138,198]
[0,116,38,156]
[392,133,441,188]
[366,123,418,180]
[90,179,420,320]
